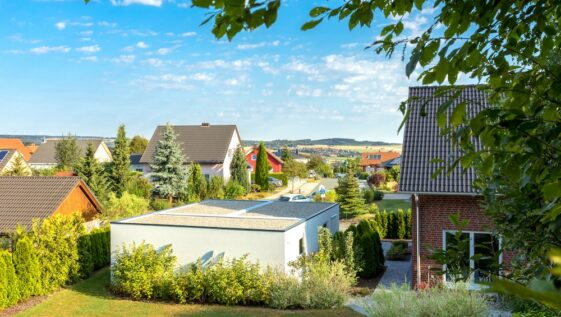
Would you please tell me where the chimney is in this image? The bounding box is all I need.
[201,122,210,127]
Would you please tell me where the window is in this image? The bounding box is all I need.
[368,154,381,160]
[251,154,256,161]
[322,222,328,228]
[299,238,305,254]
[443,231,501,284]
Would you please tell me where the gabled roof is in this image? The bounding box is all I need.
[29,139,105,164]
[399,85,487,194]
[360,151,400,167]
[381,156,401,168]
[0,139,31,161]
[0,150,18,171]
[130,153,143,165]
[0,176,101,232]
[246,147,284,164]
[140,124,240,164]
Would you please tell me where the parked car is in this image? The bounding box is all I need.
[268,176,283,187]
[278,194,312,202]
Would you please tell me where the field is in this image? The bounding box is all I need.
[13,269,361,317]
[298,144,402,154]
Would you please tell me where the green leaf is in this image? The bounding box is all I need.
[543,182,561,201]
[310,6,330,18]
[406,50,421,77]
[191,0,212,8]
[301,18,323,31]
[451,101,467,127]
[395,21,404,35]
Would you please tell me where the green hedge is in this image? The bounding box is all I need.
[347,219,385,278]
[371,209,412,240]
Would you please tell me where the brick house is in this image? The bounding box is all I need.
[399,85,512,289]
[246,145,284,173]
[360,151,400,172]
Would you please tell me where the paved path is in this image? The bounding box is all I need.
[264,179,319,200]
[377,241,412,288]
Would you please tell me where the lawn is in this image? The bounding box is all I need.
[374,199,411,212]
[15,269,361,317]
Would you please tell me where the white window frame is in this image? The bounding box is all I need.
[442,230,503,289]
[251,154,256,161]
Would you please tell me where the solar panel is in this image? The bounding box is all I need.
[0,150,8,162]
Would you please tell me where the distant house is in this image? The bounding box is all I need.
[400,85,513,289]
[140,123,242,181]
[0,138,32,161]
[111,200,339,273]
[360,151,400,172]
[381,156,401,169]
[29,138,112,169]
[0,150,32,175]
[246,145,284,173]
[0,176,102,233]
[129,153,145,173]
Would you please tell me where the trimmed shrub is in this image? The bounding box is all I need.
[224,180,246,199]
[386,242,408,261]
[207,176,225,199]
[87,226,111,271]
[0,250,20,308]
[363,188,374,203]
[111,242,176,300]
[78,233,94,278]
[372,189,384,201]
[12,236,42,299]
[406,208,412,239]
[358,172,370,180]
[313,190,337,203]
[125,173,153,199]
[397,209,406,240]
[386,211,396,239]
[104,191,150,220]
[353,220,385,278]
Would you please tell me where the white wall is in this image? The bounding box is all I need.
[94,144,112,163]
[221,130,241,181]
[111,223,286,271]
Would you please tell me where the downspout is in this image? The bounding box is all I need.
[414,193,421,289]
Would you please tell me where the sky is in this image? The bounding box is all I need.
[0,0,437,143]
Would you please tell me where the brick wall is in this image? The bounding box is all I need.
[410,194,513,288]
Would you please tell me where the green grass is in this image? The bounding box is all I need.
[374,199,411,213]
[16,269,361,317]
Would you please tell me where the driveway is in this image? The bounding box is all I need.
[377,241,412,288]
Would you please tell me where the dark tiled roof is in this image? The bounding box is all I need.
[399,85,487,194]
[382,156,401,168]
[130,153,143,165]
[0,176,85,232]
[140,125,239,164]
[29,139,105,164]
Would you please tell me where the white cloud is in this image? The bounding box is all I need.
[80,30,93,36]
[55,21,66,30]
[76,45,101,53]
[236,40,280,50]
[80,56,98,62]
[191,73,213,81]
[180,32,197,37]
[111,54,136,64]
[123,41,149,52]
[143,58,163,67]
[341,42,359,49]
[156,47,171,55]
[111,0,163,6]
[98,21,117,28]
[30,46,71,54]
[136,41,149,49]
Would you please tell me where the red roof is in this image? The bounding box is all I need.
[360,151,400,167]
[0,139,32,161]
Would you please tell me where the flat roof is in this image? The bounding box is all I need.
[113,199,337,232]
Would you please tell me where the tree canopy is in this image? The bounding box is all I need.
[254,142,271,190]
[129,135,148,154]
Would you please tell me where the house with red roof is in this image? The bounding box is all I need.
[0,138,32,161]
[360,151,401,172]
[246,145,284,173]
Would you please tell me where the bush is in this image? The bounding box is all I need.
[372,189,384,201]
[207,176,225,199]
[150,198,172,211]
[386,242,408,261]
[111,242,176,300]
[396,209,406,239]
[224,180,246,199]
[0,250,20,308]
[268,271,301,309]
[125,173,153,199]
[269,172,288,186]
[358,172,370,180]
[104,191,150,220]
[351,220,385,278]
[363,283,489,317]
[12,236,41,299]
[363,188,374,203]
[313,190,337,202]
[367,172,386,188]
[405,208,412,239]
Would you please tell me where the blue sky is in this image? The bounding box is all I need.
[0,0,437,142]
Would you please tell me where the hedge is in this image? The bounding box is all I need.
[0,214,111,309]
[346,220,385,278]
[370,209,412,240]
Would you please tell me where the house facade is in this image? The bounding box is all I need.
[360,151,400,172]
[0,150,32,175]
[246,145,284,173]
[29,138,112,169]
[111,200,339,273]
[0,176,102,233]
[399,85,512,289]
[139,123,242,181]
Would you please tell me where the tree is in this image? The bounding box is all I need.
[2,154,31,176]
[12,236,41,300]
[282,159,307,193]
[55,134,81,170]
[110,124,130,196]
[129,135,148,154]
[207,176,225,199]
[74,143,110,202]
[306,154,333,177]
[280,145,292,162]
[151,124,188,204]
[187,163,207,202]
[335,169,366,218]
[229,146,249,192]
[254,142,270,191]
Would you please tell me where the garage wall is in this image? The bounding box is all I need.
[111,223,286,271]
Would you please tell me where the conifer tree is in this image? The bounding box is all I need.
[151,124,188,204]
[55,134,81,170]
[254,142,270,191]
[280,145,292,162]
[13,236,41,299]
[0,250,19,308]
[75,143,110,202]
[397,209,406,240]
[110,124,130,196]
[229,146,249,192]
[187,163,207,201]
[2,154,31,176]
[335,168,366,218]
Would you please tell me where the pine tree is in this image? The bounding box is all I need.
[2,154,31,176]
[75,143,110,202]
[151,124,188,204]
[110,124,130,196]
[229,146,249,192]
[187,163,207,201]
[254,142,270,191]
[55,134,81,170]
[280,146,292,162]
[335,168,366,218]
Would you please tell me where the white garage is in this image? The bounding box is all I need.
[110,199,339,273]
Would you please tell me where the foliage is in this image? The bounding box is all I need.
[351,220,385,278]
[186,163,207,202]
[363,188,384,203]
[406,208,412,239]
[313,190,337,203]
[280,146,292,162]
[363,283,489,317]
[111,242,176,300]
[0,250,19,308]
[150,198,172,211]
[396,209,406,240]
[224,180,247,199]
[387,166,400,183]
[150,124,188,203]
[1,154,31,176]
[282,159,307,181]
[367,172,385,189]
[207,176,225,199]
[336,169,367,218]
[55,134,81,170]
[330,231,357,275]
[230,146,249,193]
[386,242,408,261]
[124,172,153,199]
[129,135,148,154]
[31,167,57,176]
[306,154,333,177]
[75,143,110,202]
[254,142,271,191]
[103,191,150,220]
[357,172,369,180]
[110,124,131,196]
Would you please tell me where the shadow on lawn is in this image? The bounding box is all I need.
[72,268,115,300]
